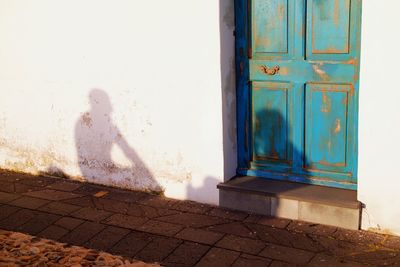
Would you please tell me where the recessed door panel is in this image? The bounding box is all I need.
[252,82,292,164]
[252,0,294,57]
[305,84,354,174]
[306,0,360,61]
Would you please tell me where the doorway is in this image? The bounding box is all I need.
[235,0,362,190]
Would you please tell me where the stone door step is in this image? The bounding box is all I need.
[217,176,361,230]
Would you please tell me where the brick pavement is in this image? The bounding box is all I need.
[1,169,400,266]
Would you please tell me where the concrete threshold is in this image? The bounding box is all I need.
[218,176,361,230]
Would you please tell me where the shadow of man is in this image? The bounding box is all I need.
[75,89,161,191]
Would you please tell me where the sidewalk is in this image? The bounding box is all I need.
[1,169,400,266]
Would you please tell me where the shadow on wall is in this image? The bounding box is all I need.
[219,0,237,182]
[186,176,220,205]
[74,89,162,192]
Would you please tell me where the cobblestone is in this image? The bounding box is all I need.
[0,230,159,266]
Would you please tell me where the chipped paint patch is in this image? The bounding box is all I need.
[321,92,332,113]
[334,119,341,134]
[312,64,330,81]
[81,112,92,127]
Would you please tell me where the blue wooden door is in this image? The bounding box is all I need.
[235,0,362,190]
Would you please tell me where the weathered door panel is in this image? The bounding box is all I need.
[252,82,293,165]
[252,0,294,57]
[305,84,356,176]
[308,0,351,55]
[235,0,362,189]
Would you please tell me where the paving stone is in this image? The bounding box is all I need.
[71,206,112,222]
[175,228,224,245]
[163,241,210,267]
[0,191,20,203]
[104,189,148,203]
[207,207,249,221]
[54,217,85,230]
[73,183,114,196]
[93,197,131,214]
[138,195,178,209]
[37,225,69,240]
[269,260,297,267]
[94,198,177,219]
[172,200,212,214]
[309,253,362,267]
[287,232,325,253]
[103,213,148,230]
[246,223,292,246]
[156,213,227,228]
[310,234,369,257]
[14,183,42,193]
[207,222,257,239]
[244,215,291,229]
[0,181,14,193]
[46,180,83,192]
[231,254,272,267]
[16,212,61,235]
[135,236,183,263]
[23,189,83,201]
[0,170,24,182]
[384,235,400,250]
[59,221,106,246]
[109,231,154,257]
[287,220,337,236]
[0,205,20,220]
[62,195,96,207]
[127,203,178,219]
[356,254,400,266]
[334,228,386,245]
[343,249,399,265]
[84,226,130,251]
[18,176,57,187]
[259,243,315,264]
[138,220,183,237]
[38,201,81,215]
[216,234,265,254]
[0,209,38,230]
[248,222,324,252]
[195,247,239,267]
[9,196,49,209]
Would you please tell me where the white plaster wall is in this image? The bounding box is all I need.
[0,0,237,205]
[359,0,400,235]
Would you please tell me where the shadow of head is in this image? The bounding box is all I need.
[89,88,113,114]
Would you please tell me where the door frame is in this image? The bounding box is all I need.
[234,0,362,190]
